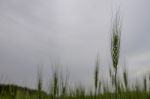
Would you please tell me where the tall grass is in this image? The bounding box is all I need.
[37,66,43,99]
[60,70,69,99]
[1,60,150,99]
[123,67,128,91]
[94,55,100,99]
[49,66,59,99]
[110,10,121,98]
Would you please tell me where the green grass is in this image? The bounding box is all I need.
[1,60,150,99]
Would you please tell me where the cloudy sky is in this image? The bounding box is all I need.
[0,0,150,91]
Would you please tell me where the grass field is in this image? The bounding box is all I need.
[0,11,149,99]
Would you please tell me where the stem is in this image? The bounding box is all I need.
[115,68,118,99]
[95,89,97,99]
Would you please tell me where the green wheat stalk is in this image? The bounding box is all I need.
[94,55,100,99]
[37,66,43,99]
[110,10,122,98]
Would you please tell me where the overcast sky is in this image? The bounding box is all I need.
[0,0,150,91]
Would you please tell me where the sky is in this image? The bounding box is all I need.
[0,0,150,91]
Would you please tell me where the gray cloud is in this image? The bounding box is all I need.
[0,0,150,90]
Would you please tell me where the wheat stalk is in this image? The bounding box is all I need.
[110,10,122,98]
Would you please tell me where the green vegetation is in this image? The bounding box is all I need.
[37,67,43,99]
[94,55,100,99]
[110,10,121,99]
